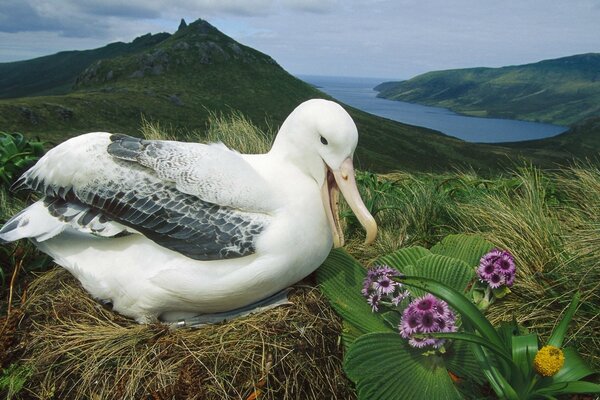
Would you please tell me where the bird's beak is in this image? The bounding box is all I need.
[321,157,377,248]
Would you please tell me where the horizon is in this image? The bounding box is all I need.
[0,1,598,79]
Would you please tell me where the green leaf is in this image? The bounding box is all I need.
[445,339,487,384]
[547,292,580,348]
[511,333,538,391]
[460,320,520,400]
[420,332,514,365]
[344,332,462,400]
[317,249,392,340]
[430,234,494,267]
[535,381,600,396]
[404,254,475,298]
[375,246,430,273]
[381,310,402,330]
[341,320,364,350]
[551,347,598,383]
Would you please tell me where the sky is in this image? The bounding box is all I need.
[0,0,598,79]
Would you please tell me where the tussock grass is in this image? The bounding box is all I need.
[451,166,600,365]
[6,269,352,400]
[345,165,600,368]
[140,110,273,155]
[203,110,273,154]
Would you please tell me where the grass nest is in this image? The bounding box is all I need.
[2,268,354,400]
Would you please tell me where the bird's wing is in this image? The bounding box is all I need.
[13,133,274,260]
[107,134,275,212]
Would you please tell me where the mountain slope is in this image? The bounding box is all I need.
[0,33,170,99]
[376,54,600,126]
[0,18,589,172]
[499,116,600,162]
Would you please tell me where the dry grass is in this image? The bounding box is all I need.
[140,111,273,155]
[3,269,353,400]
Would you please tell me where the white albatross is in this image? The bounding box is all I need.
[0,99,377,324]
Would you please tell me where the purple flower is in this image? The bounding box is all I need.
[400,294,457,349]
[477,249,516,288]
[362,265,409,311]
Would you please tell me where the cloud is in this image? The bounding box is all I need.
[279,0,340,14]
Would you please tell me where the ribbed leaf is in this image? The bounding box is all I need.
[445,339,486,384]
[344,332,462,400]
[551,347,598,383]
[375,246,430,272]
[317,249,392,339]
[403,254,475,298]
[341,320,364,350]
[430,234,494,268]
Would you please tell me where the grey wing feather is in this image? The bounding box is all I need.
[15,134,271,261]
[108,134,275,212]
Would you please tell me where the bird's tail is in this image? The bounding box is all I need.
[0,201,66,244]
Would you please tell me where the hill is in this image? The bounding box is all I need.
[0,18,535,173]
[375,53,600,126]
[499,116,600,162]
[0,32,170,99]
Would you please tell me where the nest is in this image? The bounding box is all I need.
[3,268,354,400]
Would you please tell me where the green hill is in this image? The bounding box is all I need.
[500,116,600,162]
[0,32,170,99]
[0,19,595,172]
[376,54,600,126]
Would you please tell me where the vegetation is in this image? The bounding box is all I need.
[2,18,594,173]
[376,53,600,126]
[0,132,45,187]
[1,113,598,398]
[318,238,599,399]
[0,32,170,99]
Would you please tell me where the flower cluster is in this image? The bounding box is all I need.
[477,249,516,289]
[362,265,409,312]
[400,294,457,349]
[533,345,565,377]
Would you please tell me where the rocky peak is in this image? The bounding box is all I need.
[178,18,188,31]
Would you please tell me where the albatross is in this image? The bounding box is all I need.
[0,99,377,324]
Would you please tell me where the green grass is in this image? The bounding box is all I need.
[376,53,600,126]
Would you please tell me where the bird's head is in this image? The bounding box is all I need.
[271,99,377,248]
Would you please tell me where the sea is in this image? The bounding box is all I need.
[298,75,567,143]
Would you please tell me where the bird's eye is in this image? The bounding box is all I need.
[320,136,328,145]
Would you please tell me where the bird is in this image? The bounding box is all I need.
[0,99,377,324]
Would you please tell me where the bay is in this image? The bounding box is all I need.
[298,75,567,143]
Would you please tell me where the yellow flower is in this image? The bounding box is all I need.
[534,345,565,377]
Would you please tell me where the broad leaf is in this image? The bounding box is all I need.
[430,234,494,268]
[511,333,538,390]
[344,332,462,400]
[535,381,600,396]
[375,246,430,272]
[551,347,598,383]
[403,254,474,297]
[317,249,392,341]
[445,339,487,384]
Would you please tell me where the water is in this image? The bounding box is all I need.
[298,75,568,143]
